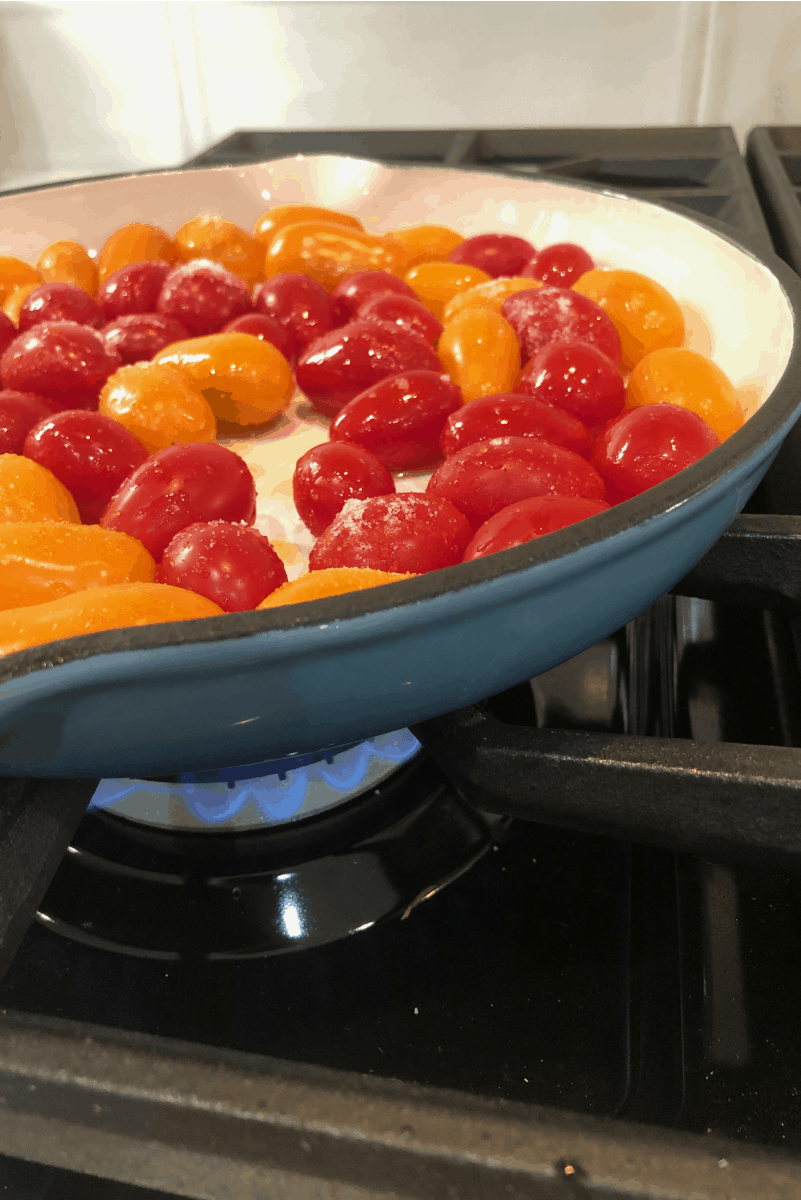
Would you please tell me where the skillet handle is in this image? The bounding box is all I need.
[410,703,801,867]
[671,512,801,610]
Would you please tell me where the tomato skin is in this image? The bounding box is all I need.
[100,442,256,559]
[19,283,103,332]
[254,273,337,358]
[154,333,293,428]
[264,221,407,291]
[427,436,606,530]
[101,314,189,365]
[222,312,295,362]
[293,442,395,536]
[358,293,443,347]
[448,233,535,279]
[440,392,591,459]
[99,361,217,455]
[157,261,253,337]
[309,492,472,574]
[573,269,684,371]
[463,494,610,561]
[502,288,621,367]
[590,403,719,502]
[172,215,263,287]
[0,391,62,455]
[330,370,462,471]
[0,321,121,411]
[437,308,520,402]
[96,223,180,284]
[98,260,173,321]
[0,312,16,361]
[404,262,491,320]
[24,410,149,524]
[522,243,594,288]
[295,320,439,416]
[36,240,98,296]
[158,521,287,612]
[253,204,363,246]
[332,271,417,323]
[625,347,744,442]
[520,341,625,433]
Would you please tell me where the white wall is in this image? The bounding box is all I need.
[0,1,800,190]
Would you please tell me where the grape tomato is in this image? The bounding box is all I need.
[19,283,103,332]
[590,403,720,502]
[520,341,625,432]
[0,321,121,411]
[98,260,173,321]
[157,260,252,338]
[293,442,395,536]
[101,314,189,365]
[254,273,336,357]
[522,243,594,288]
[158,521,287,611]
[99,361,217,454]
[502,288,621,367]
[332,271,417,323]
[0,391,62,455]
[437,308,520,403]
[222,312,295,361]
[440,393,592,459]
[463,495,610,561]
[357,293,443,347]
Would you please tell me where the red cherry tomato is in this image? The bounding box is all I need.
[522,243,594,288]
[0,321,121,410]
[295,320,440,416]
[98,260,173,321]
[158,521,287,611]
[157,260,252,337]
[448,233,535,279]
[357,292,443,347]
[463,495,610,561]
[101,314,188,365]
[440,392,592,458]
[293,442,395,536]
[0,390,62,455]
[254,273,337,357]
[502,288,621,367]
[309,493,472,574]
[222,312,295,362]
[590,404,720,503]
[100,442,256,559]
[24,409,149,523]
[332,271,417,323]
[520,341,624,433]
[0,312,16,361]
[427,436,606,530]
[330,370,462,471]
[18,282,103,332]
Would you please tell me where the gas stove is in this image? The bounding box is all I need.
[2,127,801,1199]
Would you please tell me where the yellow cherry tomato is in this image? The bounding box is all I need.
[253,204,363,246]
[404,262,492,320]
[97,223,181,285]
[99,362,217,454]
[626,348,744,441]
[0,257,40,307]
[573,269,685,371]
[0,522,155,610]
[442,276,542,324]
[264,221,408,291]
[173,215,264,287]
[386,225,464,270]
[0,455,81,524]
[438,308,521,402]
[3,284,38,327]
[154,332,294,427]
[36,240,98,295]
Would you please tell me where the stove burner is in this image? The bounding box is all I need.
[88,729,421,831]
[37,754,504,959]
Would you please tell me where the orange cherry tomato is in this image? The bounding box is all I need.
[258,567,415,608]
[263,222,408,291]
[99,362,217,454]
[0,454,81,524]
[573,269,685,371]
[438,309,521,402]
[97,223,181,285]
[442,276,542,324]
[154,332,294,427]
[0,257,40,307]
[404,262,492,320]
[3,284,39,327]
[172,215,264,287]
[387,225,465,270]
[0,522,155,610]
[0,581,223,657]
[36,240,98,296]
[253,204,363,247]
[626,348,744,441]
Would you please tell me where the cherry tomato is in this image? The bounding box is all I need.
[625,348,744,442]
[0,453,80,523]
[441,276,541,325]
[440,393,592,459]
[264,222,407,291]
[172,215,263,287]
[0,312,16,361]
[0,391,61,455]
[0,321,121,410]
[154,333,293,427]
[427,436,606,530]
[157,260,252,337]
[448,232,535,279]
[253,204,363,247]
[24,409,149,523]
[98,260,173,321]
[158,521,287,611]
[330,370,462,471]
[101,314,189,365]
[437,309,520,402]
[309,493,472,574]
[404,262,491,320]
[463,495,610,561]
[357,293,443,347]
[36,240,98,296]
[254,273,337,357]
[96,223,180,284]
[18,283,103,332]
[332,271,417,323]
[295,320,439,416]
[100,442,256,559]
[0,257,40,306]
[520,341,625,433]
[292,442,395,536]
[384,225,464,270]
[99,361,217,454]
[573,269,684,371]
[221,312,295,362]
[522,243,594,288]
[590,404,720,502]
[502,287,621,366]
